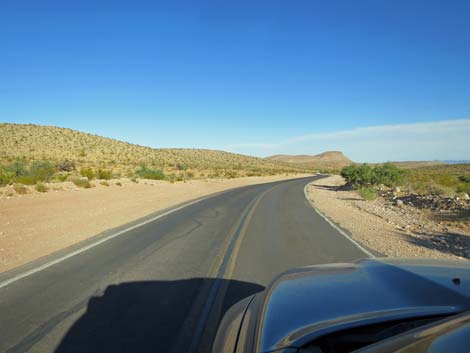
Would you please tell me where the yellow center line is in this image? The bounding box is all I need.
[207,183,282,280]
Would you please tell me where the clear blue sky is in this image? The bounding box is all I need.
[1,0,469,161]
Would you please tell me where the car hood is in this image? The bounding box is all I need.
[256,258,470,352]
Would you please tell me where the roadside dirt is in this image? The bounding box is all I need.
[307,175,470,261]
[0,174,310,273]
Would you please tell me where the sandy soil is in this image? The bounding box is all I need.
[0,174,310,273]
[307,175,470,261]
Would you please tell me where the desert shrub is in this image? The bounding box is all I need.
[15,174,38,185]
[421,184,446,196]
[224,170,238,179]
[97,169,112,180]
[372,163,404,186]
[130,177,138,183]
[56,159,75,172]
[5,158,28,177]
[358,187,378,201]
[30,161,56,181]
[457,183,470,194]
[341,164,374,188]
[115,182,122,186]
[68,176,91,188]
[80,167,95,180]
[13,183,28,194]
[341,163,403,188]
[35,182,48,192]
[100,181,110,186]
[459,175,470,183]
[0,168,14,186]
[176,163,188,170]
[185,171,195,179]
[53,173,69,182]
[136,165,165,180]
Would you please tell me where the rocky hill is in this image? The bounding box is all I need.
[266,151,353,170]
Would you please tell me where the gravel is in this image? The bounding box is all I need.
[307,175,470,261]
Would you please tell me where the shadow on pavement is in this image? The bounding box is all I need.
[54,278,264,353]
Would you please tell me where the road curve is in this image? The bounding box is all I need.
[0,176,368,353]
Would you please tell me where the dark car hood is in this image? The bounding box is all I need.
[256,258,470,352]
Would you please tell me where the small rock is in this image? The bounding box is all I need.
[464,193,470,200]
[395,199,404,207]
[394,186,401,193]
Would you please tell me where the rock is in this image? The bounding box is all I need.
[394,186,401,193]
[395,199,404,206]
[464,193,470,200]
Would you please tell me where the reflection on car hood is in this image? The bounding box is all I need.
[258,258,470,352]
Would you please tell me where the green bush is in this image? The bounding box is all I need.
[457,183,470,194]
[372,163,404,186]
[80,167,95,180]
[15,174,38,185]
[341,163,404,188]
[30,161,56,181]
[35,182,48,192]
[358,187,378,200]
[136,166,166,180]
[53,173,69,182]
[459,175,470,183]
[0,168,14,186]
[97,169,112,180]
[5,158,28,177]
[341,164,374,188]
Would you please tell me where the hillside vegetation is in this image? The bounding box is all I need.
[0,123,309,186]
[340,162,470,200]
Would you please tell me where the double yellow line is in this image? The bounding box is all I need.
[208,187,272,280]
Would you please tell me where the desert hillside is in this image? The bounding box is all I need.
[266,151,353,169]
[0,123,309,179]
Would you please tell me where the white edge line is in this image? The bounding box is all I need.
[303,181,375,258]
[0,195,213,289]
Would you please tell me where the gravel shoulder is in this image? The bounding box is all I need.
[307,175,470,261]
[0,174,310,273]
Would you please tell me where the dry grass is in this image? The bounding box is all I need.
[403,164,470,196]
[0,123,309,179]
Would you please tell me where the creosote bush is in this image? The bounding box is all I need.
[136,165,166,180]
[97,169,112,180]
[35,182,48,193]
[341,163,404,189]
[358,187,377,200]
[80,167,95,180]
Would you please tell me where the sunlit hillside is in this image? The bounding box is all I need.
[0,123,309,180]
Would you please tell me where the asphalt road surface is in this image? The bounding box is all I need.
[0,176,369,353]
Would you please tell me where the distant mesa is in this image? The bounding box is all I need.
[266,151,353,169]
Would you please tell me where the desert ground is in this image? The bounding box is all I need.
[307,175,470,260]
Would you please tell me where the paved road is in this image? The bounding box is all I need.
[0,176,368,353]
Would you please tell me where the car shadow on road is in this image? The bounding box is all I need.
[54,278,264,353]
